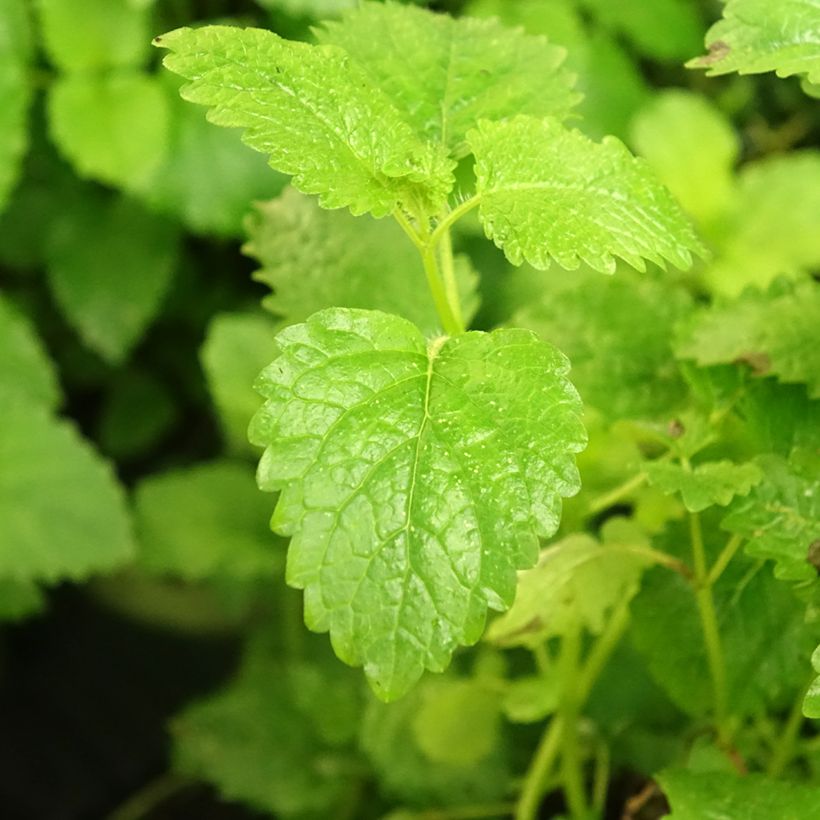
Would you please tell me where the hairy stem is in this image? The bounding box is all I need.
[438,226,465,331]
[515,716,565,820]
[690,512,729,742]
[429,195,481,246]
[422,244,463,335]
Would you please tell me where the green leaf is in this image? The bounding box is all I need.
[500,675,559,724]
[244,187,478,335]
[804,644,820,718]
[411,678,502,767]
[0,400,134,582]
[173,634,364,817]
[200,311,282,456]
[630,522,817,717]
[704,152,820,294]
[0,578,45,621]
[249,308,585,699]
[688,0,820,85]
[134,460,285,580]
[644,460,763,513]
[361,674,511,807]
[468,116,704,274]
[658,769,820,818]
[0,0,32,213]
[0,293,60,410]
[676,278,820,398]
[722,456,820,583]
[154,25,454,218]
[48,72,170,190]
[513,268,692,419]
[37,0,151,71]
[317,2,578,155]
[631,90,738,228]
[142,75,287,237]
[486,528,650,647]
[46,194,179,364]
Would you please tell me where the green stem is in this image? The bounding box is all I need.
[429,195,481,246]
[587,472,648,515]
[609,545,692,581]
[767,677,813,777]
[591,735,610,816]
[515,716,565,820]
[576,597,632,705]
[559,623,587,820]
[438,226,465,331]
[690,512,729,742]
[706,533,743,586]
[422,244,463,335]
[106,773,188,820]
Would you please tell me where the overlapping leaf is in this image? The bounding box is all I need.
[468,116,704,273]
[155,24,454,218]
[689,0,820,85]
[722,456,820,583]
[249,308,585,699]
[244,188,478,334]
[645,460,763,513]
[317,1,578,154]
[676,278,820,398]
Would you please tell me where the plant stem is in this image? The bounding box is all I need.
[587,472,648,515]
[706,533,743,586]
[559,623,588,820]
[429,195,481,246]
[515,716,565,820]
[609,545,692,581]
[576,597,632,705]
[106,773,187,820]
[767,677,813,777]
[438,225,465,331]
[689,512,729,742]
[422,244,463,335]
[591,735,610,816]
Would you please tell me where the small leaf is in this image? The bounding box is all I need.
[688,0,820,85]
[722,456,820,583]
[46,193,179,364]
[244,187,478,335]
[249,308,585,699]
[486,531,650,647]
[0,400,134,582]
[803,644,820,718]
[155,25,454,218]
[0,293,60,411]
[468,116,704,273]
[48,72,170,190]
[501,675,559,724]
[37,0,151,72]
[658,769,820,818]
[317,2,578,154]
[644,460,763,513]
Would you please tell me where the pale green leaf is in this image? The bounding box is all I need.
[244,187,478,335]
[142,75,287,237]
[0,578,44,621]
[469,116,703,274]
[644,460,763,513]
[0,0,31,213]
[501,675,559,724]
[0,293,60,410]
[486,530,650,647]
[37,0,151,71]
[631,90,738,228]
[704,152,820,294]
[513,268,692,419]
[688,0,820,85]
[659,769,820,818]
[361,674,511,807]
[317,1,578,155]
[0,400,134,582]
[411,678,501,767]
[804,644,820,718]
[154,25,454,218]
[48,72,170,190]
[676,278,820,398]
[135,460,284,580]
[722,456,820,583]
[173,634,363,817]
[249,308,585,699]
[200,311,282,456]
[46,194,179,364]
